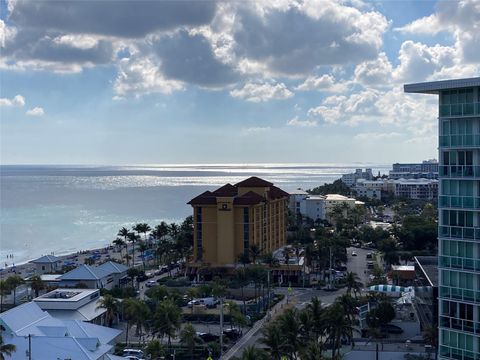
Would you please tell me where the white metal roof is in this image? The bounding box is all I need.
[60,264,111,281]
[404,77,480,94]
[97,261,129,274]
[30,254,60,264]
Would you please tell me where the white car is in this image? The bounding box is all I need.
[351,251,357,256]
[145,280,156,288]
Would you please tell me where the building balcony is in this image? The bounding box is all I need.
[440,134,480,148]
[439,165,480,178]
[440,345,479,360]
[440,102,480,118]
[439,196,480,209]
[440,316,480,335]
[439,285,480,303]
[439,226,480,241]
[440,255,480,273]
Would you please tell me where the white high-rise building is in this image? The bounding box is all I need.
[405,77,480,360]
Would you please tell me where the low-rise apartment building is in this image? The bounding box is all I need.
[354,178,438,200]
[389,160,439,180]
[188,176,289,267]
[341,168,374,186]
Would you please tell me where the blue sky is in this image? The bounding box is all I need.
[1,0,479,164]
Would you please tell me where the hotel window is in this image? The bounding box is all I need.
[196,207,202,260]
[243,208,249,256]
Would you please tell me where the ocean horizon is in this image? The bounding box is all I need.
[0,163,390,266]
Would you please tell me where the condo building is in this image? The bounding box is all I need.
[405,77,480,360]
[187,176,289,267]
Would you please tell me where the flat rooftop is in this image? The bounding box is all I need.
[35,288,98,302]
[404,77,480,94]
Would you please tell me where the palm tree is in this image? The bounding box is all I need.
[153,299,181,349]
[179,323,198,360]
[6,275,24,305]
[306,296,324,339]
[29,275,45,297]
[124,298,150,345]
[336,294,357,324]
[127,232,140,267]
[96,294,119,327]
[117,227,130,266]
[234,345,269,360]
[138,242,149,271]
[144,339,164,360]
[0,280,10,313]
[278,308,302,359]
[113,237,125,261]
[168,223,180,239]
[322,303,354,359]
[299,340,324,360]
[249,244,262,264]
[134,223,151,243]
[0,334,16,360]
[260,322,283,360]
[345,271,363,298]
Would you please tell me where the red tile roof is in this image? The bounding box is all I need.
[212,183,238,197]
[233,191,265,205]
[187,191,217,205]
[235,176,273,188]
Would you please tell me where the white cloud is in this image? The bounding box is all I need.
[354,132,402,140]
[354,52,393,87]
[26,107,44,116]
[295,74,349,92]
[113,56,184,97]
[52,34,100,50]
[230,82,293,102]
[286,116,317,127]
[0,94,25,107]
[395,14,443,35]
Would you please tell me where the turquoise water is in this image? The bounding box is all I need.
[0,164,389,265]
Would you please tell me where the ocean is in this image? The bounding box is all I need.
[0,164,389,265]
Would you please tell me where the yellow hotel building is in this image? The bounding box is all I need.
[187,176,289,267]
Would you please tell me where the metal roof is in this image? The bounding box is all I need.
[404,77,480,94]
[30,254,60,264]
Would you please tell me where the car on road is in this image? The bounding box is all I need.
[145,280,156,288]
[351,251,357,256]
[223,328,241,340]
[381,324,404,334]
[123,349,144,358]
[366,253,373,259]
[187,297,218,308]
[197,332,219,342]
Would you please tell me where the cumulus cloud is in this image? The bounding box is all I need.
[113,56,184,97]
[354,52,393,87]
[396,0,480,63]
[0,94,25,107]
[286,116,318,127]
[295,74,350,92]
[230,82,293,102]
[7,0,217,38]
[232,1,388,76]
[26,107,44,116]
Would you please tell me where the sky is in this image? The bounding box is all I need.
[1,0,479,165]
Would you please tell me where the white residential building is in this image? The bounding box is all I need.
[34,288,107,323]
[389,160,438,179]
[341,168,373,186]
[0,301,122,360]
[354,178,438,200]
[58,261,128,290]
[29,254,61,275]
[289,191,362,223]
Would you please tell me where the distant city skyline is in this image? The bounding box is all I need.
[1,0,479,164]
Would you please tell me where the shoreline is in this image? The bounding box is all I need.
[0,243,125,279]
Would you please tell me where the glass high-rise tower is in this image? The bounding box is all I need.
[405,78,480,360]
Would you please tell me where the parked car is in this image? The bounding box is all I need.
[123,349,144,358]
[145,272,154,278]
[223,328,241,340]
[381,324,404,334]
[145,280,156,288]
[136,273,148,282]
[351,251,357,256]
[188,297,218,308]
[197,332,219,342]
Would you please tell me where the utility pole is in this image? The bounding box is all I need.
[27,334,32,360]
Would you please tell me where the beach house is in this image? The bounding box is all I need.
[0,301,122,360]
[29,254,61,275]
[58,261,128,290]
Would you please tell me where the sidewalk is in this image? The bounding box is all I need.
[220,294,297,360]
